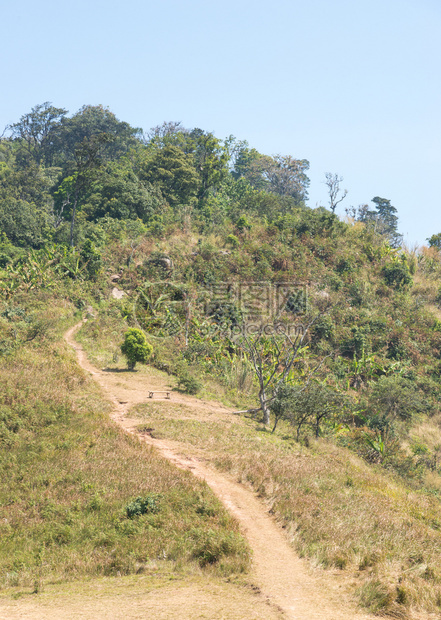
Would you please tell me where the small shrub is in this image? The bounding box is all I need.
[311,316,335,342]
[125,494,161,519]
[235,215,251,233]
[183,341,216,364]
[335,257,355,274]
[177,370,202,395]
[80,239,102,279]
[121,328,153,370]
[382,261,412,289]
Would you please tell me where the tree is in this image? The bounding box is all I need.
[234,313,328,426]
[145,120,189,145]
[324,172,347,213]
[371,196,402,247]
[232,147,263,183]
[0,197,47,248]
[347,197,402,248]
[8,102,67,166]
[53,105,141,165]
[54,133,113,246]
[271,382,346,437]
[137,145,200,207]
[427,233,441,249]
[120,328,153,370]
[82,162,164,222]
[366,376,431,423]
[0,160,52,247]
[233,147,310,201]
[265,155,310,200]
[185,129,230,201]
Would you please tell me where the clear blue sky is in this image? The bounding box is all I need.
[2,0,440,245]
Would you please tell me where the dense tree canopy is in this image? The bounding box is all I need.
[0,102,404,252]
[137,145,200,207]
[233,146,310,201]
[8,102,67,167]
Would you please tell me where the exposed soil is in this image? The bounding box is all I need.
[0,573,284,620]
[19,321,373,619]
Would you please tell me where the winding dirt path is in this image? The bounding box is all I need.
[64,322,373,620]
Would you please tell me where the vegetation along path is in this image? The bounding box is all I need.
[65,321,373,620]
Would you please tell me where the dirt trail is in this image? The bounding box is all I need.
[64,322,373,620]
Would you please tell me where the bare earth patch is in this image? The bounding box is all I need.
[0,571,283,620]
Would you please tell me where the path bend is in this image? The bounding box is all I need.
[65,321,373,620]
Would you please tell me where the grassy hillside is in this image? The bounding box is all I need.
[70,221,441,618]
[3,105,441,616]
[0,292,249,592]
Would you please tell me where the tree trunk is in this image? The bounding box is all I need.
[259,390,270,425]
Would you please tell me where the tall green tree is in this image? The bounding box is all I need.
[427,233,441,249]
[53,133,113,246]
[53,105,141,165]
[137,145,200,207]
[371,196,402,247]
[0,160,53,247]
[86,162,165,222]
[183,129,230,201]
[349,197,402,248]
[8,102,67,167]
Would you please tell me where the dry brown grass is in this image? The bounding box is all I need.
[0,307,250,592]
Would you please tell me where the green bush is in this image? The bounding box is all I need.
[125,494,161,518]
[382,261,412,289]
[80,239,102,279]
[235,215,251,232]
[366,375,432,422]
[176,363,202,394]
[311,315,335,343]
[120,328,153,370]
[177,372,202,395]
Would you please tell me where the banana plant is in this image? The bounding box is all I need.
[347,351,385,389]
[362,432,385,458]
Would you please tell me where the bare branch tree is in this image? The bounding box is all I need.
[145,121,189,144]
[234,307,331,425]
[325,172,348,213]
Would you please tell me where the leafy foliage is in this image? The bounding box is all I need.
[382,259,412,289]
[125,494,161,518]
[271,382,347,436]
[120,328,153,370]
